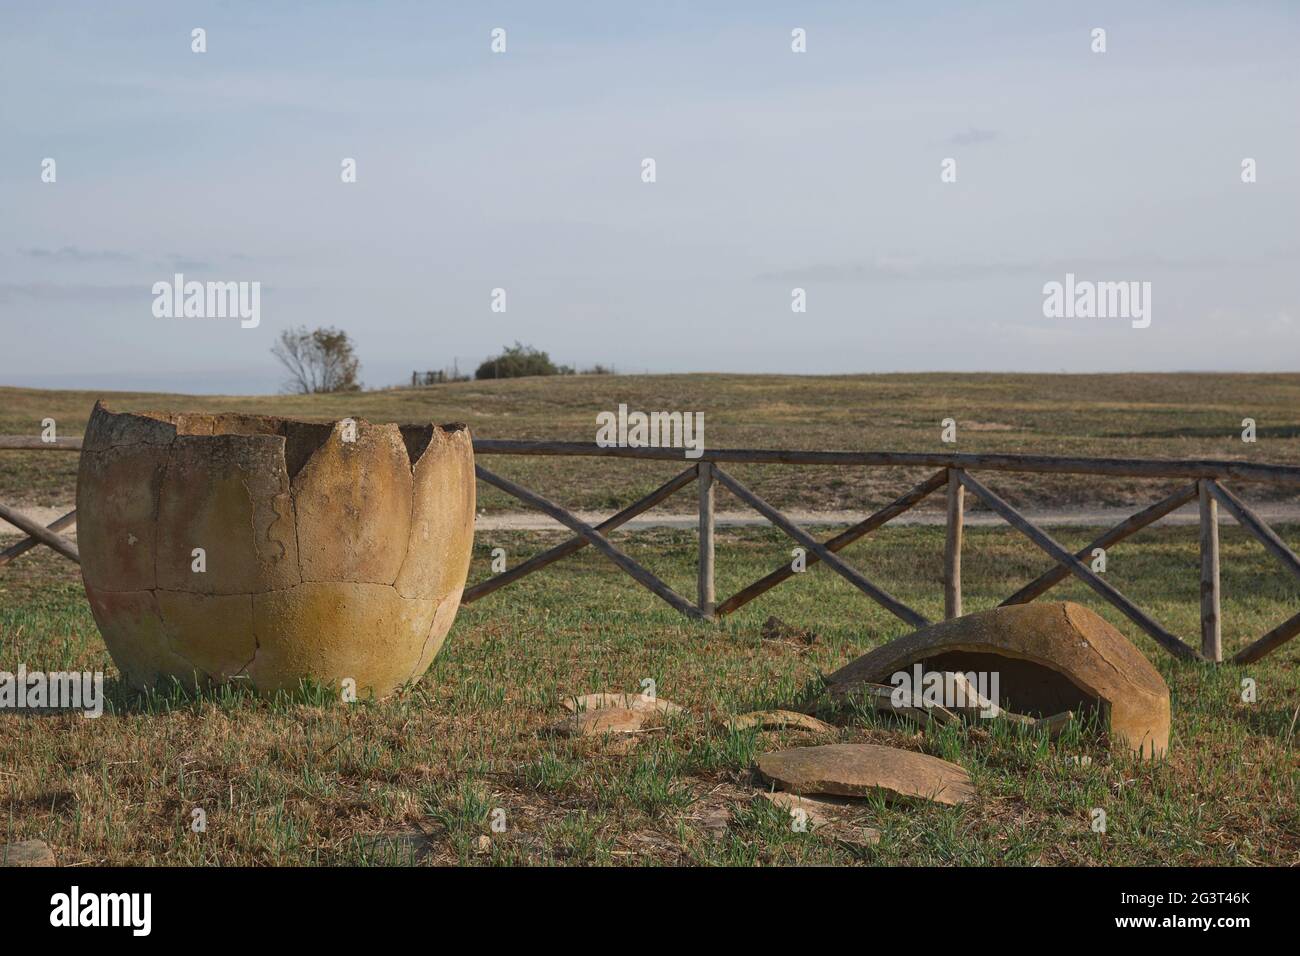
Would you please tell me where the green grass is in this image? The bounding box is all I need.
[2,523,1296,866]
[4,371,1300,512]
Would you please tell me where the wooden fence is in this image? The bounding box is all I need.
[4,435,1300,664]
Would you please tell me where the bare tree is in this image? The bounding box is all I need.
[271,326,362,394]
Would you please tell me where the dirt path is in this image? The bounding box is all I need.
[8,503,1300,539]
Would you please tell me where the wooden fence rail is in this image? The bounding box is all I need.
[3,436,1299,663]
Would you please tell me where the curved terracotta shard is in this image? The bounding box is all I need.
[756,743,974,806]
[292,421,412,585]
[394,425,475,601]
[562,692,686,716]
[155,434,299,594]
[549,707,659,737]
[726,710,837,734]
[826,602,1171,759]
[81,402,176,453]
[76,404,473,698]
[756,792,883,846]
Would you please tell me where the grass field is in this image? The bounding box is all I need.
[2,522,1297,866]
[4,372,1300,514]
[1,373,1297,866]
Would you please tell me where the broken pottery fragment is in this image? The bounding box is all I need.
[0,840,56,867]
[756,743,975,806]
[838,681,960,726]
[825,602,1171,759]
[725,710,837,735]
[697,806,731,841]
[757,793,883,846]
[550,706,659,737]
[758,791,834,830]
[76,403,475,698]
[562,692,685,716]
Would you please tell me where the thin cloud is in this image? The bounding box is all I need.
[0,281,142,302]
[758,255,1279,283]
[164,256,213,272]
[947,127,1000,146]
[20,246,134,262]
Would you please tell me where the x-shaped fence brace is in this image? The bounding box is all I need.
[465,462,1300,665]
[0,501,79,568]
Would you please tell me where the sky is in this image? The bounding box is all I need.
[1,1,1297,394]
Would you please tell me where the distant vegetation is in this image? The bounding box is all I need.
[474,342,613,380]
[405,345,614,387]
[271,326,362,394]
[476,342,565,380]
[411,366,471,387]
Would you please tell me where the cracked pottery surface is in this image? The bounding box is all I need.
[76,402,475,698]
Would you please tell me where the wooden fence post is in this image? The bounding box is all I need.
[944,468,964,619]
[1199,480,1222,662]
[698,461,715,619]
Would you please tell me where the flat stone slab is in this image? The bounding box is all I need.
[756,743,975,806]
[725,710,837,735]
[562,692,684,716]
[1,840,56,867]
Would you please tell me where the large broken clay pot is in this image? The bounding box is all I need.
[76,403,475,698]
[826,602,1171,758]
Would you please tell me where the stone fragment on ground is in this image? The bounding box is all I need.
[550,706,659,737]
[756,743,975,806]
[756,792,882,846]
[562,692,685,716]
[725,710,837,735]
[1036,711,1075,737]
[697,806,731,842]
[836,681,960,726]
[758,791,833,830]
[0,840,56,867]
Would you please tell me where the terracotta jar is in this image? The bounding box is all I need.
[76,403,475,698]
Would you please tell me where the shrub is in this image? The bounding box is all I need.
[475,342,563,380]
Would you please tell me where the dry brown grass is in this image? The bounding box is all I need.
[4,372,1300,513]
